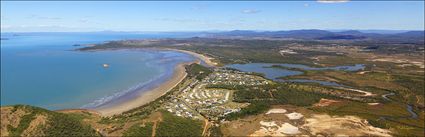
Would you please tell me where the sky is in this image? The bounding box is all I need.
[1,1,424,32]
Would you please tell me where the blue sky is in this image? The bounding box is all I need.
[1,1,424,32]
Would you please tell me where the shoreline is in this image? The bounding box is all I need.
[163,48,218,67]
[91,48,216,116]
[54,48,216,116]
[94,59,199,116]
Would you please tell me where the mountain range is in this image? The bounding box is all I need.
[205,29,424,43]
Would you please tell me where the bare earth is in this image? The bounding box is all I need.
[313,98,341,107]
[1,107,28,136]
[223,105,392,137]
[303,114,392,136]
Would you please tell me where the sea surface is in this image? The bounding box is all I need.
[1,32,195,110]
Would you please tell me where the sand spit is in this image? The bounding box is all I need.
[165,49,218,67]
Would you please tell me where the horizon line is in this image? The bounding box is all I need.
[1,29,424,33]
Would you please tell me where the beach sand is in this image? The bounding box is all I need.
[83,49,216,116]
[94,60,198,116]
[165,48,218,67]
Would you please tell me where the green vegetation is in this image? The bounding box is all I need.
[225,101,270,120]
[100,94,163,124]
[78,38,333,66]
[186,63,212,80]
[312,101,424,136]
[393,74,424,96]
[219,83,341,120]
[272,87,335,106]
[123,122,153,137]
[156,111,203,136]
[35,37,425,136]
[7,112,36,136]
[45,111,98,136]
[209,125,224,137]
[284,69,424,107]
[230,83,340,105]
[174,39,323,66]
[6,105,99,137]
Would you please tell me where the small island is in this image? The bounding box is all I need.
[102,64,109,68]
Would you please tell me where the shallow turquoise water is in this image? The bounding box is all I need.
[1,32,195,110]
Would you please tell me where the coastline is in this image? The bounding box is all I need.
[164,48,218,67]
[94,59,200,116]
[58,48,217,116]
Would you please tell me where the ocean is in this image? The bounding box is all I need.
[0,32,195,110]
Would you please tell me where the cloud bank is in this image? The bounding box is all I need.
[241,9,261,14]
[317,0,350,3]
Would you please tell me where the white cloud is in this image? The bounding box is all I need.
[241,9,261,14]
[1,24,11,29]
[317,0,350,3]
[27,14,62,20]
[155,18,201,23]
[79,19,89,23]
[37,16,62,20]
[191,4,209,10]
[1,16,8,20]
[0,24,102,32]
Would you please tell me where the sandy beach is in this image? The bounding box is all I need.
[84,49,216,116]
[164,48,218,67]
[95,60,198,116]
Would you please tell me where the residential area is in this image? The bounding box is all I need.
[162,68,271,120]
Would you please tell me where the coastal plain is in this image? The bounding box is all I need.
[1,31,424,136]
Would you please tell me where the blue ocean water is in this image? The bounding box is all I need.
[0,32,195,110]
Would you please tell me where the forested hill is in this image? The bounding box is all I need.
[1,105,99,137]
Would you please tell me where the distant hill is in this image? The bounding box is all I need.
[272,29,335,39]
[206,29,424,43]
[316,35,367,40]
[393,31,424,38]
